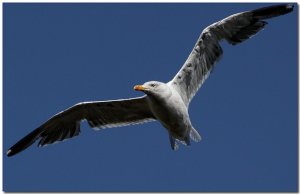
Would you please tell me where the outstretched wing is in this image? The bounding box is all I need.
[7,96,155,157]
[170,4,293,106]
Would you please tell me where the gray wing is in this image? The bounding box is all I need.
[7,96,155,156]
[170,4,293,106]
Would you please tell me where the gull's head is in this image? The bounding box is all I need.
[134,81,171,98]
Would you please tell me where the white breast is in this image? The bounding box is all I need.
[146,84,192,138]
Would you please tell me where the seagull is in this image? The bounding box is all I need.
[7,4,294,157]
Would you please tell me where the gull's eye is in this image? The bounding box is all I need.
[150,83,157,87]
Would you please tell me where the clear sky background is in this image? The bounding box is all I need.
[3,3,298,192]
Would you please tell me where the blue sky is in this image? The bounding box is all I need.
[3,3,298,192]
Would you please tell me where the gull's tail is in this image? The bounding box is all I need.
[190,128,201,142]
[168,128,201,151]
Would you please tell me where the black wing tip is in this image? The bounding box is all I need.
[6,146,21,157]
[6,128,43,157]
[6,145,26,157]
[6,149,13,157]
[284,3,295,14]
[286,3,295,11]
[251,3,294,20]
[6,147,20,157]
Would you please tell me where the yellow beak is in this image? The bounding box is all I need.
[134,85,146,91]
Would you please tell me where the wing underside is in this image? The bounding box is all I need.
[7,96,155,157]
[170,4,293,106]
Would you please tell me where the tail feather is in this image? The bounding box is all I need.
[190,128,201,142]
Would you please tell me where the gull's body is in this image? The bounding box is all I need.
[144,82,200,149]
[7,4,294,157]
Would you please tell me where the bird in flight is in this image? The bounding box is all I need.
[7,4,294,157]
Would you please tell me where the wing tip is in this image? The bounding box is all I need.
[286,4,294,11]
[6,149,12,157]
[6,127,43,157]
[251,3,294,20]
[284,4,294,15]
